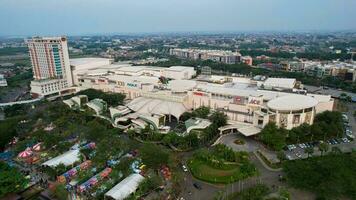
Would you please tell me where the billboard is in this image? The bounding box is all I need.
[233,96,247,105]
[248,96,262,105]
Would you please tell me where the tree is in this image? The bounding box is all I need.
[278,187,291,200]
[140,144,169,170]
[238,184,270,200]
[304,147,314,158]
[52,184,68,200]
[283,154,356,199]
[214,190,226,200]
[209,111,228,127]
[0,117,21,151]
[259,123,286,151]
[0,162,28,198]
[4,104,29,118]
[193,106,210,119]
[330,146,342,155]
[318,143,329,156]
[180,112,194,122]
[77,89,125,106]
[92,135,128,167]
[277,151,287,161]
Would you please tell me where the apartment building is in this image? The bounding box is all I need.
[170,48,243,64]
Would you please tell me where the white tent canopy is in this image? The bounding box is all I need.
[105,174,145,200]
[42,149,80,167]
[127,97,188,120]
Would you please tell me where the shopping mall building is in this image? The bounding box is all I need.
[69,58,334,135]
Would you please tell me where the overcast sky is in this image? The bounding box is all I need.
[0,0,355,36]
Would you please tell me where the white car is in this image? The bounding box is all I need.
[182,165,188,172]
[347,134,355,139]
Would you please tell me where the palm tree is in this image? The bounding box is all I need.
[331,146,342,154]
[304,147,314,158]
[318,143,329,156]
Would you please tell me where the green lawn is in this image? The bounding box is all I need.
[188,159,255,184]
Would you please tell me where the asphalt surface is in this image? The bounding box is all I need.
[304,85,356,100]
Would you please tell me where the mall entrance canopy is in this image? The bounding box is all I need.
[218,123,261,137]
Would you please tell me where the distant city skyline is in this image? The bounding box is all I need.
[0,0,355,36]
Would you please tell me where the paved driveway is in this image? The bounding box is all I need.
[217,134,260,152]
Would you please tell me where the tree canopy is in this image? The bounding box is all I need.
[0,162,28,198]
[139,144,169,170]
[258,123,286,151]
[283,153,356,199]
[77,88,125,106]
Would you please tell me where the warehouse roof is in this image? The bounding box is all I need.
[263,78,296,89]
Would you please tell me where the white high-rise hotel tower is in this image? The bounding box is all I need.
[27,36,73,98]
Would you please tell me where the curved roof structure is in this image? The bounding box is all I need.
[127,97,188,120]
[105,174,144,200]
[185,118,212,133]
[42,149,80,167]
[267,95,318,111]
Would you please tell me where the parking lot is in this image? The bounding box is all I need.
[285,103,356,160]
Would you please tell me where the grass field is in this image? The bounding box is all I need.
[188,159,255,184]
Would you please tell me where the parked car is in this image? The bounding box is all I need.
[347,134,355,139]
[287,144,296,151]
[332,139,339,144]
[182,164,188,172]
[193,183,202,190]
[306,143,313,148]
[342,138,350,143]
[312,141,320,146]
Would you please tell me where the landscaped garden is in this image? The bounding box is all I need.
[234,139,245,145]
[188,144,257,184]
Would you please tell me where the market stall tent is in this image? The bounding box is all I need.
[105,174,145,200]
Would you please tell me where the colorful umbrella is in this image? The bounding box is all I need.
[18,149,32,158]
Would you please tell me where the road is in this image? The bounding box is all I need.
[0,97,43,107]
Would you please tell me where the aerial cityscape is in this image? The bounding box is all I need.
[0,0,356,200]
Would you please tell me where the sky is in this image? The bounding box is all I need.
[0,0,355,36]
